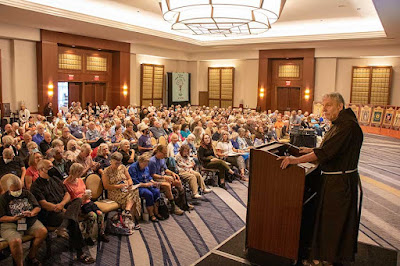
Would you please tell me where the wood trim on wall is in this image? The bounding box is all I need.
[37,30,130,113]
[258,49,315,113]
[0,49,2,119]
[41,30,130,52]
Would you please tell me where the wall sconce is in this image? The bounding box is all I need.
[259,88,265,99]
[304,88,310,100]
[48,83,54,97]
[123,84,128,96]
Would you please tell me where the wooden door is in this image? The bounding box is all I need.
[68,83,81,106]
[83,83,96,105]
[277,87,300,111]
[199,91,208,106]
[95,83,106,104]
[289,87,300,110]
[277,87,289,111]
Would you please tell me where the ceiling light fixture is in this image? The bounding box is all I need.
[159,0,286,37]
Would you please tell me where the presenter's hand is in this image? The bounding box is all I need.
[277,156,298,169]
[299,147,313,154]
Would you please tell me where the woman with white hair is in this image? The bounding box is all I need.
[0,174,47,266]
[118,139,135,166]
[19,103,30,124]
[0,135,18,156]
[94,143,111,175]
[182,134,197,157]
[65,139,80,161]
[0,148,26,186]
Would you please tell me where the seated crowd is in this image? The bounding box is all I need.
[0,102,329,265]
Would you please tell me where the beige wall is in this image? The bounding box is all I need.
[196,59,259,108]
[0,38,38,112]
[336,57,400,106]
[130,56,260,108]
[132,54,189,106]
[314,57,400,106]
[315,58,338,103]
[0,39,13,110]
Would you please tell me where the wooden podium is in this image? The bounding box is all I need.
[246,142,320,265]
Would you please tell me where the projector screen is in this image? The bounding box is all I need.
[172,72,190,102]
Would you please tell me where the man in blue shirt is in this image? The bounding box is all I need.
[148,145,186,215]
[32,124,45,145]
[128,153,164,222]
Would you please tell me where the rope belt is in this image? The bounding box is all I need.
[321,168,358,175]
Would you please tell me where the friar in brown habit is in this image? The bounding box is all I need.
[279,92,363,265]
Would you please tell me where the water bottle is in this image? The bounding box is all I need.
[142,199,149,222]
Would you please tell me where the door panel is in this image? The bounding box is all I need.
[68,83,81,106]
[277,87,300,111]
[83,83,96,105]
[199,91,208,106]
[289,87,300,111]
[95,83,106,104]
[277,87,289,111]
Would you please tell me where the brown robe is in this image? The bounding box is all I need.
[311,108,363,263]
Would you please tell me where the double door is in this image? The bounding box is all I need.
[277,87,300,112]
[68,82,106,106]
[82,82,106,105]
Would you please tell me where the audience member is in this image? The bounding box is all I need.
[176,144,211,199]
[31,160,95,264]
[102,152,141,230]
[128,153,164,222]
[0,174,47,266]
[63,163,108,245]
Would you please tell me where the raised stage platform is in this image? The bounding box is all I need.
[193,228,399,266]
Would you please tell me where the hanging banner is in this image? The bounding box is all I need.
[172,73,189,102]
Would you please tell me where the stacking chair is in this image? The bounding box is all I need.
[150,137,157,146]
[85,174,120,215]
[158,135,167,146]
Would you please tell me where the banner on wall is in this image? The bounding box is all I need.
[172,73,189,102]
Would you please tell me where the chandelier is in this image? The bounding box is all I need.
[159,0,285,36]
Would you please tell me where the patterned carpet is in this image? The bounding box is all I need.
[2,133,399,265]
[357,134,400,252]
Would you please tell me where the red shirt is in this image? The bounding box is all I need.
[63,178,89,203]
[26,166,40,182]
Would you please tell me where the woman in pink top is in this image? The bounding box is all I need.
[64,163,108,245]
[25,152,42,190]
